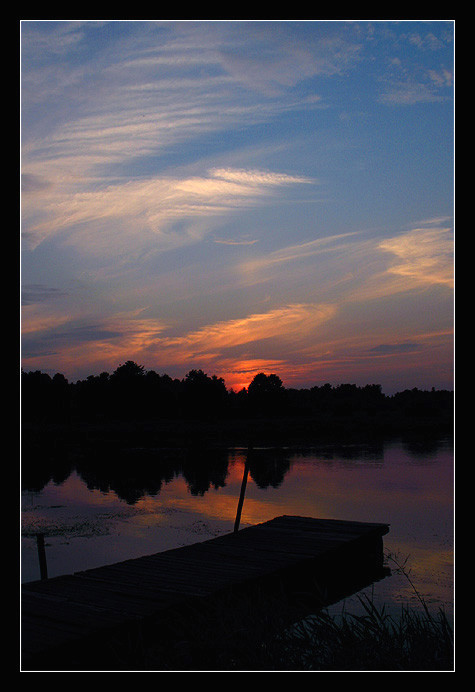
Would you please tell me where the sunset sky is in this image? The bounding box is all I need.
[20,20,454,394]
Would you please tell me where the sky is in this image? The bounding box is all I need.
[20,20,454,394]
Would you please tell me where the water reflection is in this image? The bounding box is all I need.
[22,439,411,503]
[22,446,297,503]
[21,438,454,619]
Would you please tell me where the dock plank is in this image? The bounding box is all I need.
[21,515,389,669]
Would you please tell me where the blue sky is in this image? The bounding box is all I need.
[21,20,454,393]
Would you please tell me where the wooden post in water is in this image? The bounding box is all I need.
[234,446,252,533]
[36,533,48,580]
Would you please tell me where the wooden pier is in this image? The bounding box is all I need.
[21,515,389,670]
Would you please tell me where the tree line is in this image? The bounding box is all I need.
[21,360,453,431]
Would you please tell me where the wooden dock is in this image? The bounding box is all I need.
[21,515,389,670]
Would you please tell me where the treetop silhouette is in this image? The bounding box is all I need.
[21,360,453,434]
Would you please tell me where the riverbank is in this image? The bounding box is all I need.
[21,411,453,455]
[138,591,454,671]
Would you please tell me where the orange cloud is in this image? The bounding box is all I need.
[160,303,337,355]
[22,302,337,385]
[378,226,454,288]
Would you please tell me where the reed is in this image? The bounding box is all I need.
[278,593,453,671]
[134,553,453,671]
[269,551,453,671]
[103,550,453,671]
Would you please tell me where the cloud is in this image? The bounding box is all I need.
[22,167,313,252]
[428,68,454,88]
[367,342,420,355]
[21,23,327,179]
[209,167,312,186]
[21,284,68,306]
[378,226,454,288]
[21,310,171,374]
[21,302,337,386]
[237,223,453,314]
[216,25,363,95]
[21,312,72,337]
[160,303,337,357]
[21,174,53,193]
[20,22,454,393]
[378,77,448,105]
[241,232,360,274]
[405,31,446,51]
[214,238,259,246]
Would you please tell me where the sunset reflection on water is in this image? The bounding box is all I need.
[21,439,453,618]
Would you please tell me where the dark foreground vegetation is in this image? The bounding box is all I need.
[137,592,453,671]
[64,552,452,672]
[30,547,452,672]
[22,360,453,447]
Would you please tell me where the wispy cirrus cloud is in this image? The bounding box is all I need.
[240,231,360,275]
[214,237,259,246]
[21,22,333,177]
[378,76,452,105]
[22,167,313,251]
[378,226,454,288]
[20,21,454,393]
[21,309,170,370]
[367,342,420,355]
[214,23,363,95]
[21,283,68,306]
[240,222,453,303]
[159,302,336,357]
[23,219,452,385]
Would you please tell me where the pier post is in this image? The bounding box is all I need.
[234,446,252,532]
[36,533,48,580]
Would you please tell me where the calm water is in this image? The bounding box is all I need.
[21,438,454,620]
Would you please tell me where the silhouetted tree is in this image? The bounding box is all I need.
[144,370,180,419]
[51,372,71,420]
[109,361,147,419]
[21,370,54,421]
[71,372,111,421]
[111,360,145,379]
[247,372,287,416]
[21,361,453,435]
[248,373,283,395]
[228,387,249,418]
[182,369,228,419]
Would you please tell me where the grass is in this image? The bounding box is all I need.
[275,593,453,671]
[109,551,453,672]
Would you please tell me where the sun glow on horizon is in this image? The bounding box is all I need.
[21,20,454,394]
